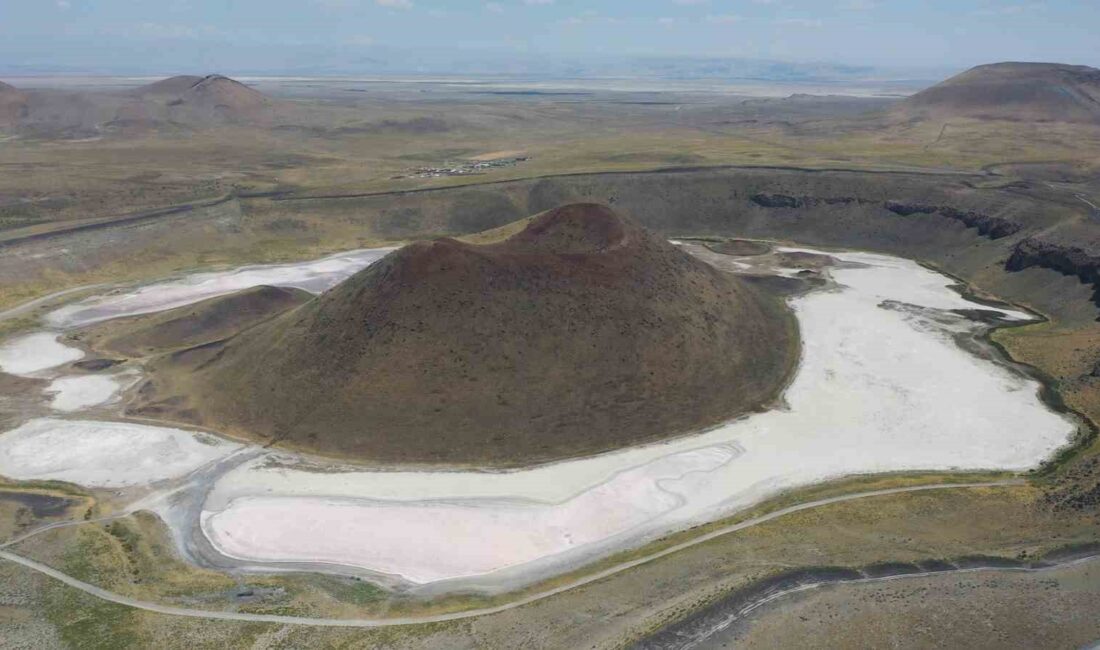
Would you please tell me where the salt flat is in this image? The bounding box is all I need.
[0,332,84,376]
[45,247,396,329]
[0,419,241,488]
[198,247,1075,586]
[204,445,741,584]
[46,373,136,412]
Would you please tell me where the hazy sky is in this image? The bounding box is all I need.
[2,0,1098,74]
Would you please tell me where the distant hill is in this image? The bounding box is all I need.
[134,75,207,96]
[894,62,1100,123]
[123,74,273,126]
[136,203,797,466]
[0,81,28,128]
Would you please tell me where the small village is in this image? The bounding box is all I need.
[396,155,530,179]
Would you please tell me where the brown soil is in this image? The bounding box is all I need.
[136,203,797,466]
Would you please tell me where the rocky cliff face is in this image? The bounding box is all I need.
[748,193,1022,241]
[883,201,1022,239]
[750,193,871,209]
[1006,238,1100,310]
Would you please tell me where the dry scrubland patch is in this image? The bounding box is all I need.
[0,486,93,542]
[0,559,67,649]
[4,88,1098,242]
[0,240,390,315]
[995,321,1100,439]
[721,559,1100,650]
[3,482,1096,649]
[6,512,469,638]
[0,84,1097,647]
[993,319,1100,513]
[0,198,400,313]
[3,138,1092,326]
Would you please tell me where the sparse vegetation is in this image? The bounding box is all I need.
[1,67,1099,648]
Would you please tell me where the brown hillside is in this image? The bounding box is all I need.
[183,75,268,112]
[894,62,1100,123]
[134,75,206,96]
[0,81,28,128]
[74,285,311,358]
[137,203,797,466]
[129,74,273,125]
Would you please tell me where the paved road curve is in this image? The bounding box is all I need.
[0,480,1021,628]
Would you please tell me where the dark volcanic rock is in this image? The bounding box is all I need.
[885,201,1022,239]
[751,193,804,208]
[751,194,864,209]
[73,358,125,372]
[1006,238,1100,310]
[1007,238,1100,282]
[883,201,938,216]
[1044,457,1100,513]
[751,193,1023,241]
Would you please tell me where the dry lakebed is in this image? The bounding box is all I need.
[0,240,1078,596]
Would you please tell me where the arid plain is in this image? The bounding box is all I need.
[1,66,1100,649]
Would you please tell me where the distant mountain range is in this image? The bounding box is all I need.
[0,48,948,84]
[262,52,886,82]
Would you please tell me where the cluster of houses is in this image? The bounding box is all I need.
[394,156,530,180]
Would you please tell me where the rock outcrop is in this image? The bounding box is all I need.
[884,201,1022,239]
[750,194,868,209]
[749,193,1022,241]
[1006,238,1100,309]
